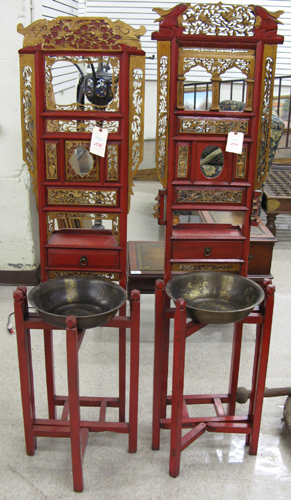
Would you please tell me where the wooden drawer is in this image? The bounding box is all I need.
[172,239,243,260]
[48,248,120,269]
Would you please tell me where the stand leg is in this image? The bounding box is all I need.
[169,299,187,478]
[228,322,243,416]
[161,293,170,419]
[119,303,127,422]
[44,329,56,419]
[248,283,275,455]
[152,280,165,450]
[14,287,37,455]
[128,290,140,453]
[66,316,85,493]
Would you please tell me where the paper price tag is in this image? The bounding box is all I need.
[90,127,108,157]
[226,132,244,154]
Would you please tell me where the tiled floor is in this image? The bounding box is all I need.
[1,180,291,499]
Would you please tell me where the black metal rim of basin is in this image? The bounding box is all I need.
[165,272,265,325]
[28,277,127,329]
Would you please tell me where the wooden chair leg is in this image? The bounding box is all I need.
[128,290,140,453]
[44,329,56,419]
[66,316,86,493]
[228,322,243,415]
[152,280,165,450]
[169,299,187,478]
[14,287,37,455]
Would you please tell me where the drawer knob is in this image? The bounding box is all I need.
[80,256,88,266]
[204,247,211,257]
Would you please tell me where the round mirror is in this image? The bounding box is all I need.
[69,146,94,176]
[200,146,224,178]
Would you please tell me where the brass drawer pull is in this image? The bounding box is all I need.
[204,247,211,257]
[80,256,88,266]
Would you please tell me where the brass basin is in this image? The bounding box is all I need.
[28,277,126,329]
[165,272,264,324]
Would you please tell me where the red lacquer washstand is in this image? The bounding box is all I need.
[151,2,283,477]
[16,16,145,491]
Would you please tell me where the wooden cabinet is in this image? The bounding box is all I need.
[18,17,145,287]
[152,4,283,282]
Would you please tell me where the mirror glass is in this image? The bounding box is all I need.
[69,146,94,176]
[200,146,224,178]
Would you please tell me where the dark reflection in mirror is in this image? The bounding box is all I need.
[200,146,224,178]
[69,147,94,176]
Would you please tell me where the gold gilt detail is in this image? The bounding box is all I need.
[107,145,119,181]
[17,17,145,50]
[180,118,248,134]
[177,146,189,178]
[236,147,247,179]
[156,42,171,189]
[172,263,240,272]
[128,55,145,211]
[178,189,243,204]
[182,4,256,36]
[48,271,119,281]
[256,55,275,188]
[48,189,117,206]
[46,120,119,134]
[20,56,37,202]
[45,143,58,180]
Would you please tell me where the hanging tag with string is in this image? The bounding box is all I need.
[90,126,108,157]
[226,132,244,154]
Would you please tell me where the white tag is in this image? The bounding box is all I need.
[131,271,142,274]
[90,127,108,157]
[226,132,244,154]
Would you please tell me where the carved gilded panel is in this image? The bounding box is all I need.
[48,270,119,281]
[106,144,119,181]
[180,118,248,135]
[128,55,145,210]
[46,212,120,243]
[19,54,37,200]
[47,189,117,206]
[177,145,189,178]
[45,143,58,180]
[65,141,99,182]
[255,45,277,189]
[235,147,247,179]
[177,189,243,204]
[156,42,171,189]
[46,120,119,134]
[172,263,241,272]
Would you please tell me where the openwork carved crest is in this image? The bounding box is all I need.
[182,3,256,37]
[18,18,145,50]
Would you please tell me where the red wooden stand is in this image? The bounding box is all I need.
[14,286,140,492]
[152,279,275,477]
